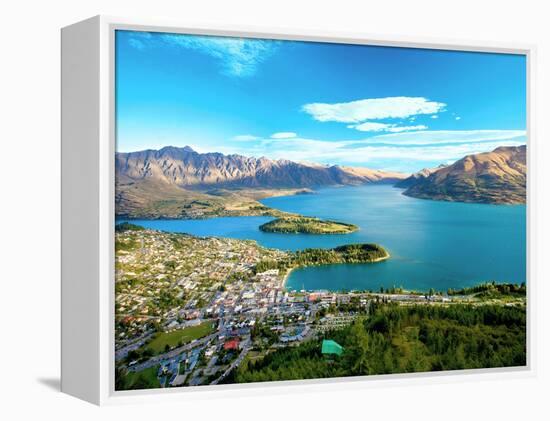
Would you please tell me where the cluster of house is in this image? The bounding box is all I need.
[115,229,289,349]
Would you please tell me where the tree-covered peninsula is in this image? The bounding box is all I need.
[259,216,358,234]
[254,243,389,274]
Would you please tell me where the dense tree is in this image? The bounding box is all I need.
[254,244,388,274]
[259,217,358,234]
[447,282,526,297]
[230,303,526,384]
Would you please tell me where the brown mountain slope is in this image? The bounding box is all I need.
[115,146,407,218]
[402,145,526,204]
[115,146,405,189]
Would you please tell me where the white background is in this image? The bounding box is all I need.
[1,0,548,419]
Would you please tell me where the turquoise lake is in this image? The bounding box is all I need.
[119,185,526,292]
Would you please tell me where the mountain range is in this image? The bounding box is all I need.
[115,146,406,218]
[115,144,526,218]
[400,145,526,204]
[116,146,405,189]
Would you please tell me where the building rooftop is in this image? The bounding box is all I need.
[223,338,240,351]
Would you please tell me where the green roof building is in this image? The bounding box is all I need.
[321,339,343,356]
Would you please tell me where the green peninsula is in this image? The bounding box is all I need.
[259,216,358,234]
[292,243,389,265]
[254,243,390,275]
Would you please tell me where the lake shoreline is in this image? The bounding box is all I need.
[118,184,526,292]
[116,187,314,221]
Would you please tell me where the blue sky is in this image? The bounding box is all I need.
[115,30,526,173]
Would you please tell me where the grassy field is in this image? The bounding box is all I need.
[121,365,160,390]
[147,321,216,354]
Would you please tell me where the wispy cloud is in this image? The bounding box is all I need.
[302,97,446,123]
[221,138,525,168]
[270,132,297,139]
[128,38,146,50]
[158,34,277,77]
[386,125,429,133]
[348,122,428,133]
[366,129,525,145]
[126,31,277,77]
[346,122,388,132]
[232,134,260,141]
[219,129,526,171]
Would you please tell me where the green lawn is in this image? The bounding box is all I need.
[121,365,160,390]
[147,321,215,354]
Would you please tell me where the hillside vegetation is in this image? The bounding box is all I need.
[227,303,526,383]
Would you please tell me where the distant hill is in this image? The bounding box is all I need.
[395,164,447,188]
[115,146,406,218]
[401,145,526,204]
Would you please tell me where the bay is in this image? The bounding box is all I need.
[119,185,526,292]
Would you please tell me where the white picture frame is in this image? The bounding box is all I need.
[61,15,537,406]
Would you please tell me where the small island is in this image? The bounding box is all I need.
[259,216,358,234]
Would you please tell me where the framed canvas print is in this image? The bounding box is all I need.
[61,16,535,405]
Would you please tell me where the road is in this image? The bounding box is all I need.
[210,337,251,385]
[127,332,218,372]
[115,331,155,361]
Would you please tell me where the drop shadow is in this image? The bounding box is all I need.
[37,377,61,392]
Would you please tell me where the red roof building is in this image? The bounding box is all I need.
[308,293,320,303]
[223,338,240,351]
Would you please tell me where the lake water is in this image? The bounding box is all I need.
[119,185,526,292]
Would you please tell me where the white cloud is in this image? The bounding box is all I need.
[302,96,446,123]
[346,122,390,132]
[367,129,525,145]
[232,134,260,141]
[128,38,146,50]
[215,129,526,171]
[162,34,277,77]
[386,125,428,133]
[128,32,278,77]
[336,140,524,163]
[270,132,297,139]
[223,137,525,168]
[455,116,462,120]
[430,115,439,119]
[348,122,428,133]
